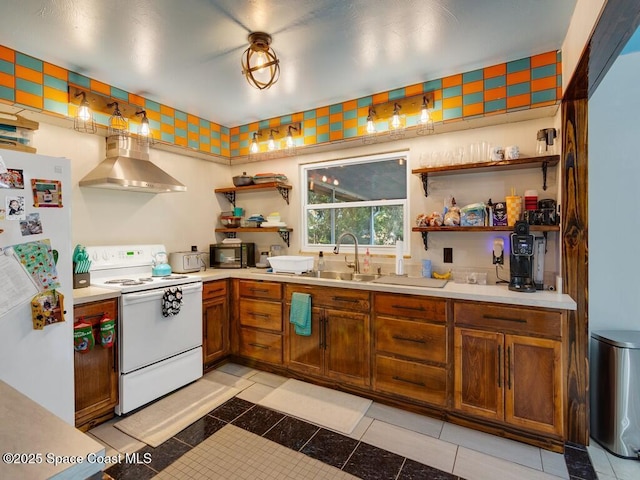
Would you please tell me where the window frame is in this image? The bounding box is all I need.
[300,151,410,255]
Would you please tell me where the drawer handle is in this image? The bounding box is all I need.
[392,335,426,344]
[392,304,425,312]
[250,312,271,318]
[482,315,526,324]
[250,288,270,293]
[392,376,425,387]
[207,288,224,294]
[331,296,360,303]
[249,343,270,350]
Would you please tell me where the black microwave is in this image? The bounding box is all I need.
[209,243,256,268]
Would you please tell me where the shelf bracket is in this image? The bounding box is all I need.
[420,173,429,197]
[222,191,236,207]
[541,161,548,191]
[420,231,429,250]
[277,186,290,204]
[277,230,290,246]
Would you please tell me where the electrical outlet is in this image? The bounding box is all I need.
[492,252,504,265]
[443,247,453,263]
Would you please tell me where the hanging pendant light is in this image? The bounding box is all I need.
[267,129,278,151]
[73,91,97,134]
[250,132,261,154]
[241,32,280,90]
[417,95,434,135]
[107,102,128,137]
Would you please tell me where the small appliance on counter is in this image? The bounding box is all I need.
[169,251,204,273]
[151,251,172,276]
[210,242,256,268]
[509,221,536,292]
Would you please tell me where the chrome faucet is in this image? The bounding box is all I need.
[334,232,360,273]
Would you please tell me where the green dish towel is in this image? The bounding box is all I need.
[290,292,311,336]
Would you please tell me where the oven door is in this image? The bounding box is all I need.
[120,282,203,374]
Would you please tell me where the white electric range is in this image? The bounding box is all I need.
[86,244,203,415]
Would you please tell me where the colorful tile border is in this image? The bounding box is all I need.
[0,44,560,160]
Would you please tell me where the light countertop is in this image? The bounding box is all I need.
[75,268,576,310]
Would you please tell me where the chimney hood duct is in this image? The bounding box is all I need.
[79,136,186,193]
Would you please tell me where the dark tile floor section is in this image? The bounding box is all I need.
[398,459,462,480]
[230,404,285,435]
[263,415,320,451]
[343,441,406,480]
[173,414,227,447]
[300,427,360,469]
[564,443,599,480]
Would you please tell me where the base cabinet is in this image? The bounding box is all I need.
[74,298,118,430]
[202,280,229,367]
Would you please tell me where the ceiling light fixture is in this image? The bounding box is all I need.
[268,129,279,151]
[417,95,434,135]
[135,110,154,146]
[107,102,128,136]
[241,32,280,90]
[391,103,402,129]
[73,91,97,134]
[250,131,261,154]
[363,107,378,145]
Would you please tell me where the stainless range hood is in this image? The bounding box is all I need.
[79,136,186,193]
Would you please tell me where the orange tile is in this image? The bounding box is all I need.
[15,65,43,84]
[343,99,357,111]
[292,112,303,122]
[484,63,506,78]
[161,123,174,134]
[405,83,423,97]
[317,123,329,134]
[229,126,240,136]
[188,114,199,125]
[269,117,281,128]
[531,51,557,68]
[175,119,187,130]
[15,90,43,109]
[210,123,221,132]
[0,45,15,62]
[146,110,160,122]
[43,63,67,80]
[506,93,530,109]
[304,135,317,145]
[432,89,442,101]
[128,93,145,107]
[211,138,221,147]
[531,76,556,92]
[0,72,15,88]
[329,112,342,124]
[90,79,110,95]
[188,131,199,141]
[443,74,462,88]
[557,86,562,98]
[507,70,530,85]
[442,96,462,109]
[304,118,316,128]
[462,80,483,95]
[430,110,442,122]
[316,106,330,116]
[160,104,174,116]
[248,122,259,132]
[485,87,506,101]
[329,130,343,141]
[43,85,67,103]
[344,118,358,129]
[463,103,484,117]
[372,92,388,105]
[358,106,370,117]
[230,141,239,150]
[238,131,248,141]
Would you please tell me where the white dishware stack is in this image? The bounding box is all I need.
[395,240,404,275]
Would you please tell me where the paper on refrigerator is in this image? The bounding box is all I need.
[0,249,39,318]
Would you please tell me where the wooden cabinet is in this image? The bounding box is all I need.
[236,279,284,364]
[74,298,118,431]
[453,301,564,437]
[373,293,449,406]
[202,280,229,367]
[285,284,370,387]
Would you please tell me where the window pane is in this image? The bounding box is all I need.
[307,157,407,204]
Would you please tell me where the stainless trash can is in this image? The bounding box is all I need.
[590,330,640,458]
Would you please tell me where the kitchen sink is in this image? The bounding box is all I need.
[303,271,381,282]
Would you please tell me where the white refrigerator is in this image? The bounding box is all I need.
[0,149,74,425]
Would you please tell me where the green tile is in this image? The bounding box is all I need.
[463,92,483,105]
[16,78,42,96]
[221,140,229,149]
[443,107,462,120]
[144,98,160,112]
[532,64,556,80]
[259,120,270,129]
[0,85,15,102]
[175,110,187,121]
[424,79,442,91]
[161,114,174,126]
[330,121,342,131]
[485,98,506,112]
[161,132,175,143]
[68,72,90,88]
[317,116,329,126]
[507,57,530,73]
[175,128,187,137]
[357,97,372,108]
[188,139,199,149]
[531,89,556,104]
[344,109,357,120]
[304,126,316,136]
[0,59,15,75]
[280,114,292,124]
[16,53,42,72]
[507,82,530,96]
[344,127,358,138]
[485,76,506,89]
[317,132,330,143]
[110,86,128,101]
[239,124,249,133]
[211,145,221,155]
[188,123,198,133]
[43,75,66,91]
[211,130,220,140]
[45,98,68,116]
[303,110,317,119]
[463,69,483,83]
[329,103,343,114]
[389,88,405,100]
[443,86,462,98]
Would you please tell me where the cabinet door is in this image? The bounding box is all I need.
[203,295,228,365]
[287,306,323,376]
[454,328,503,421]
[505,335,563,436]
[324,308,370,387]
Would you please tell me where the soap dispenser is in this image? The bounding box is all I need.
[317,251,325,272]
[363,248,371,273]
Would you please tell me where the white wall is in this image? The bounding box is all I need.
[589,50,640,331]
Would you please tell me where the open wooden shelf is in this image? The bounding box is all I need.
[214,182,292,206]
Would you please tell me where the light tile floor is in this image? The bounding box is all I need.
[90,363,640,480]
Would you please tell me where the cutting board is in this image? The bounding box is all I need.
[370,276,448,288]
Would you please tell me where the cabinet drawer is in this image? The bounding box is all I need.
[239,328,282,364]
[74,298,118,324]
[374,355,447,406]
[239,280,282,300]
[203,280,227,300]
[285,284,370,312]
[374,293,446,323]
[375,317,446,364]
[239,298,282,331]
[454,301,562,338]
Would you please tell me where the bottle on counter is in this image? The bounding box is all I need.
[363,248,371,273]
[317,251,325,271]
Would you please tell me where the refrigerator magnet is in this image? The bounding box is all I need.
[31,179,62,207]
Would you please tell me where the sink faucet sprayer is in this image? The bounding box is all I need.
[334,232,360,273]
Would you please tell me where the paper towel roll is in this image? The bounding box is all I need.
[395,241,404,275]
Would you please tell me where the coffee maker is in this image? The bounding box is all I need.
[509,221,536,292]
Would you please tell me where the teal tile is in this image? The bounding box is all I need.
[463,92,484,105]
[507,57,530,73]
[175,128,187,137]
[199,118,209,128]
[303,109,317,119]
[280,114,292,124]
[344,127,358,138]
[238,138,247,148]
[149,119,160,130]
[424,79,442,91]
[175,110,187,121]
[507,82,530,96]
[317,132,330,143]
[68,72,90,88]
[329,103,342,114]
[485,76,506,89]
[304,126,316,136]
[161,114,174,126]
[230,148,239,156]
[0,59,14,75]
[258,120,270,129]
[357,97,372,108]
[239,124,249,133]
[463,69,483,83]
[556,51,562,62]
[188,139,199,149]
[16,78,42,96]
[16,53,42,72]
[211,130,220,140]
[532,64,556,80]
[443,86,462,98]
[344,109,357,120]
[557,75,562,87]
[161,132,175,143]
[485,98,506,112]
[221,140,229,149]
[211,145,221,155]
[188,123,198,133]
[0,85,15,102]
[144,99,160,112]
[531,89,556,104]
[43,98,68,116]
[94,112,110,126]
[200,134,210,144]
[43,75,66,91]
[389,88,405,100]
[110,86,128,101]
[443,107,462,120]
[432,99,442,110]
[330,122,342,131]
[317,116,329,126]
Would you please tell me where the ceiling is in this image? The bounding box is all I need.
[0,1,577,128]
